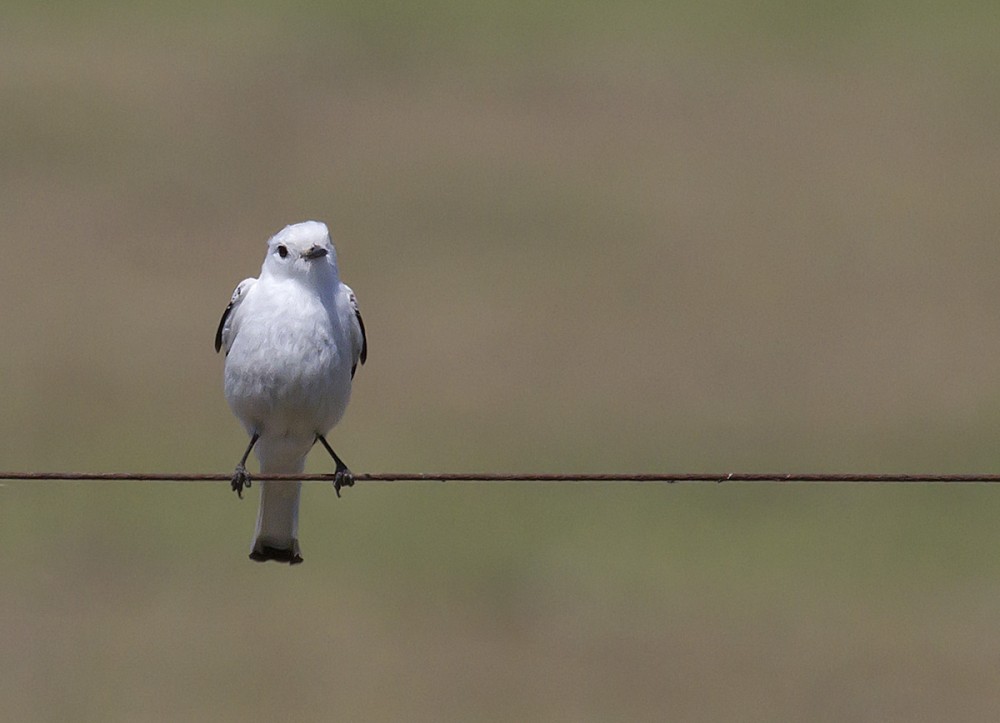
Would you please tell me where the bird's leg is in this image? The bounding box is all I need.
[315,434,354,498]
[231,432,259,499]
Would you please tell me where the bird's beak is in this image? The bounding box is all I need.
[302,246,329,261]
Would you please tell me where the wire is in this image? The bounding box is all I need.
[1,472,1000,483]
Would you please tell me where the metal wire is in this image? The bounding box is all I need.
[1,471,1000,483]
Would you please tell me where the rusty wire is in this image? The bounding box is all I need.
[1,471,1000,484]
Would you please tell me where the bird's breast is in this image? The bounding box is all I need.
[223,290,354,436]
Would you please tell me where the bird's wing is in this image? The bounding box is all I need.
[215,277,257,354]
[343,284,367,378]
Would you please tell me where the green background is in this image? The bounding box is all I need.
[3,2,1000,720]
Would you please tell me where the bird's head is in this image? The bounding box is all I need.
[261,221,339,281]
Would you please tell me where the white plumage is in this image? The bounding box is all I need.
[216,221,367,564]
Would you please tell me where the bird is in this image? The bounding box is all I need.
[215,221,367,564]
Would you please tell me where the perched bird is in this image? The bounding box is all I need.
[215,221,367,564]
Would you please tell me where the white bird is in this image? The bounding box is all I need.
[215,221,367,565]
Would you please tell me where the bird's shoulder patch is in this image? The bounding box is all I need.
[348,289,367,377]
[215,277,257,354]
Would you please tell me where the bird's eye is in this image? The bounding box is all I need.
[277,244,288,258]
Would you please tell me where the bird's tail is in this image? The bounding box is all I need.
[250,456,305,565]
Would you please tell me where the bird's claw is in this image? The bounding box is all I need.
[333,466,354,498]
[231,464,252,499]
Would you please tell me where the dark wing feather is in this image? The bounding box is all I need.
[357,308,367,365]
[350,293,367,378]
[214,301,234,353]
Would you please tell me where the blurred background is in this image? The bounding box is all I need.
[3,1,1000,720]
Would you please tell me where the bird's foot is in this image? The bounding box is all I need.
[231,464,252,498]
[315,434,354,498]
[333,464,354,498]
